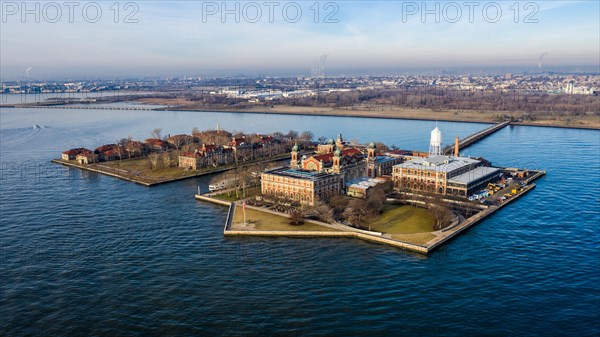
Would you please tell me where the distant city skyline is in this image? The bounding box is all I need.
[1,1,598,80]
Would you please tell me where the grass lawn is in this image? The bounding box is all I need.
[232,207,338,232]
[98,153,291,183]
[101,158,198,180]
[212,186,261,202]
[369,204,436,235]
[391,233,436,245]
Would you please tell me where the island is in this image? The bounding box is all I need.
[54,124,545,254]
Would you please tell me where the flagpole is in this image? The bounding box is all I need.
[242,201,246,226]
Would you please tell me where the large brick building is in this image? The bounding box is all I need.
[291,135,366,185]
[261,167,343,206]
[392,155,500,198]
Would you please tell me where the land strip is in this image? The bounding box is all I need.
[195,170,545,254]
[52,153,291,186]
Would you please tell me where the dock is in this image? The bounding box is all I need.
[444,121,510,155]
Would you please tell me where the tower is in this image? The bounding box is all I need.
[335,134,344,150]
[367,141,377,161]
[332,148,341,173]
[290,143,300,169]
[366,142,377,178]
[454,137,459,157]
[429,126,442,156]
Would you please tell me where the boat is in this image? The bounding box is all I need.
[208,178,238,192]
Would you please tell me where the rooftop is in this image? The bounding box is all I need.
[346,177,386,189]
[396,155,480,173]
[448,166,501,184]
[265,167,338,180]
[375,156,399,164]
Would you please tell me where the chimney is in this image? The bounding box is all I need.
[454,137,460,157]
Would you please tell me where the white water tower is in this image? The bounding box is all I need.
[429,126,443,155]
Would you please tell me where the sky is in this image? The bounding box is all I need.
[1,0,599,80]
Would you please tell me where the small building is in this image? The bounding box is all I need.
[94,144,121,161]
[61,148,91,161]
[76,151,99,165]
[346,177,387,198]
[124,140,148,158]
[179,152,203,170]
[145,138,169,152]
[178,144,233,170]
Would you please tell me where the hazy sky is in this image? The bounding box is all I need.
[1,0,599,80]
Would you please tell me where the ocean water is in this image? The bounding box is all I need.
[1,108,598,336]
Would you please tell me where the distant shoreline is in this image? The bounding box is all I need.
[3,103,599,130]
[163,107,600,130]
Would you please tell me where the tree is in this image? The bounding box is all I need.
[148,153,160,170]
[114,142,124,161]
[120,137,133,158]
[328,195,349,219]
[271,131,284,140]
[313,201,334,223]
[289,209,304,226]
[300,131,314,142]
[151,128,162,139]
[287,130,299,140]
[345,198,369,227]
[366,185,386,215]
[317,136,327,144]
[429,195,454,230]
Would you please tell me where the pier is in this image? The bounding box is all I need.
[14,105,157,111]
[444,121,510,155]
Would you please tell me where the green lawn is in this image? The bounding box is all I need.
[99,153,290,183]
[101,158,198,180]
[391,232,436,245]
[213,186,261,202]
[232,207,338,231]
[369,204,436,235]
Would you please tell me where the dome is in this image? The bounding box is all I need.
[368,142,376,149]
[292,143,298,151]
[327,138,334,145]
[334,148,341,156]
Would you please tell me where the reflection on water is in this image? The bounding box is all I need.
[1,107,598,336]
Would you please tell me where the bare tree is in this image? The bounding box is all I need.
[313,201,334,223]
[300,131,314,142]
[289,209,304,226]
[428,195,453,230]
[148,153,160,170]
[328,195,349,220]
[151,128,162,139]
[114,142,124,161]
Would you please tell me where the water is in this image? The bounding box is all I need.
[1,108,599,336]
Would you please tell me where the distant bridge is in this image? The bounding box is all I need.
[443,121,510,155]
[14,105,157,111]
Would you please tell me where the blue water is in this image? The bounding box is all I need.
[1,108,599,336]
